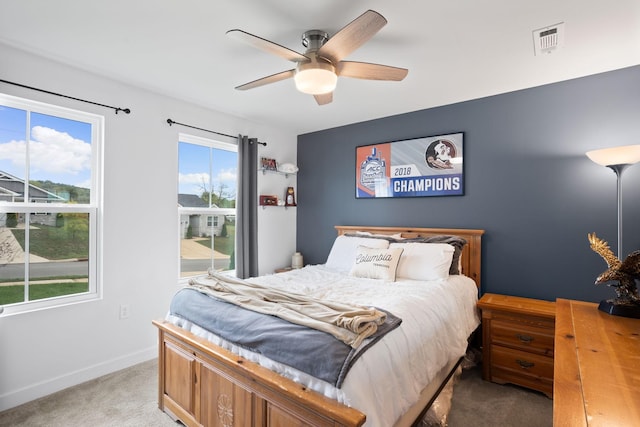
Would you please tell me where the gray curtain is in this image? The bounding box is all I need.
[235,135,259,278]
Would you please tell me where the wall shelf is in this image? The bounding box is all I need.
[260,205,295,209]
[259,166,297,209]
[260,168,296,178]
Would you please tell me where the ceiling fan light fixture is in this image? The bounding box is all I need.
[294,62,337,95]
[228,10,403,104]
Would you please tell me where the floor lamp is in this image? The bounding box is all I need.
[586,144,640,316]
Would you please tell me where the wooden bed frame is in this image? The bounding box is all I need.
[153,226,484,427]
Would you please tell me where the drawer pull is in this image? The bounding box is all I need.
[516,359,535,369]
[516,333,534,343]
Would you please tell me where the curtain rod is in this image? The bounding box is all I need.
[0,78,131,114]
[166,118,267,146]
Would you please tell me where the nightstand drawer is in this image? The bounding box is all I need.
[491,345,553,396]
[491,311,555,330]
[491,346,554,382]
[491,320,554,356]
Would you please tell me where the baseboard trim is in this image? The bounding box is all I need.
[0,346,157,412]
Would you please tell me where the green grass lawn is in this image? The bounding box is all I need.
[2,218,90,305]
[0,282,88,305]
[2,219,236,306]
[195,224,235,256]
[11,219,89,260]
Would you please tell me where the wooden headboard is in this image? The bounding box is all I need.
[335,225,484,289]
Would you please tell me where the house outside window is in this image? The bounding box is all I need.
[178,133,236,278]
[0,93,102,315]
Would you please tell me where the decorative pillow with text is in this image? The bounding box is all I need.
[349,246,404,281]
[326,235,390,272]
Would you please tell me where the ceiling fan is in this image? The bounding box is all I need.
[226,9,408,105]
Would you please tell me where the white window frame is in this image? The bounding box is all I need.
[0,93,103,316]
[178,133,237,280]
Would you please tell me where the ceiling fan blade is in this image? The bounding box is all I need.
[235,69,296,91]
[317,10,387,64]
[314,92,333,105]
[337,61,408,81]
[226,29,309,63]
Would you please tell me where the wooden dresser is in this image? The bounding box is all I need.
[477,293,556,397]
[554,299,640,426]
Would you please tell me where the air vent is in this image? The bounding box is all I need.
[533,22,565,55]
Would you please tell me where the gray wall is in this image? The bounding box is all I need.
[296,65,640,302]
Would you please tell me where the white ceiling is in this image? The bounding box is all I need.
[1,0,639,135]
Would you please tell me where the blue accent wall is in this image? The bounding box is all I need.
[296,65,640,302]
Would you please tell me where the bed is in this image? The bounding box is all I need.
[153,225,484,427]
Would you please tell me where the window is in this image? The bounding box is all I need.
[178,133,237,277]
[0,94,102,314]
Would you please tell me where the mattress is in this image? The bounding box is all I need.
[166,264,480,427]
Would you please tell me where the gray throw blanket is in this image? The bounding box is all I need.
[169,287,402,387]
[189,271,387,348]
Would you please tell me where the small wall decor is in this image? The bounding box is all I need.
[285,187,296,206]
[259,195,278,206]
[355,132,464,198]
[261,157,278,171]
[278,162,299,174]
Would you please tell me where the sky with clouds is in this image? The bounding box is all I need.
[0,105,237,200]
[178,141,237,200]
[0,106,93,189]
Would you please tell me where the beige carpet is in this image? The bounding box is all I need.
[448,366,552,427]
[0,359,552,427]
[0,359,175,427]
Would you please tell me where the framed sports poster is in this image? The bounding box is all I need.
[356,132,464,198]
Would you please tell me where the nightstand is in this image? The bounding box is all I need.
[477,293,556,398]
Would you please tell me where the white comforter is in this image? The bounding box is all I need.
[167,264,480,427]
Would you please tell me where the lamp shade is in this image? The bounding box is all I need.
[294,62,337,95]
[586,144,640,166]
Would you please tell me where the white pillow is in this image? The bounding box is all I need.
[349,246,404,281]
[390,242,454,281]
[325,235,390,272]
